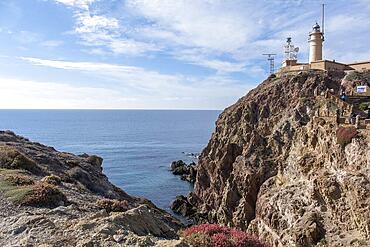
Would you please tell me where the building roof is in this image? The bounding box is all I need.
[348,61,370,65]
[311,60,348,66]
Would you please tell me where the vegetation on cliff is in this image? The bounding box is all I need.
[181,224,270,247]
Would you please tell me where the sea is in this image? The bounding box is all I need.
[0,110,220,212]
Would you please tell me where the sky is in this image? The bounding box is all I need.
[0,0,370,109]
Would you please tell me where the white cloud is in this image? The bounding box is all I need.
[54,0,95,10]
[21,57,130,71]
[19,56,204,94]
[59,2,160,56]
[18,57,251,109]
[126,0,256,53]
[125,0,262,71]
[107,38,159,55]
[326,14,370,33]
[75,13,119,33]
[175,49,246,73]
[41,40,64,48]
[0,77,133,109]
[52,0,264,71]
[49,0,370,73]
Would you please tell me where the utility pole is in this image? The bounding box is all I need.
[262,53,276,75]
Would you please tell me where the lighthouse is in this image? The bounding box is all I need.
[276,4,370,74]
[308,22,324,63]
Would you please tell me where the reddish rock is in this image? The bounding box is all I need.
[187,71,370,246]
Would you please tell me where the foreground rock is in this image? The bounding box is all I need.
[178,70,370,246]
[170,160,197,183]
[0,130,184,246]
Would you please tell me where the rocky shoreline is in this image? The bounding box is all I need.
[0,130,185,246]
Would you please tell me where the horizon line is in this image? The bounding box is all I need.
[0,108,223,111]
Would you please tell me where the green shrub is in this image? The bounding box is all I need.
[0,173,67,208]
[346,70,370,82]
[359,102,370,111]
[21,183,67,208]
[0,171,35,202]
[0,174,35,205]
[3,186,35,204]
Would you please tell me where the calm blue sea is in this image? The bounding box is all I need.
[0,110,219,211]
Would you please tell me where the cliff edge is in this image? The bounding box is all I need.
[0,131,183,247]
[181,70,370,247]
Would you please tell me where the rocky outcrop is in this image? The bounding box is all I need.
[182,70,370,246]
[171,195,196,218]
[170,160,197,183]
[0,130,184,246]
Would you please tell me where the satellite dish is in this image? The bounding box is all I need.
[294,47,300,52]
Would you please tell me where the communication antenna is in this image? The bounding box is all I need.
[262,53,276,75]
[284,37,299,61]
[322,3,325,41]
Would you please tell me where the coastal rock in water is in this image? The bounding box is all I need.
[181,163,197,183]
[183,70,370,246]
[0,131,183,246]
[171,160,187,171]
[170,160,197,183]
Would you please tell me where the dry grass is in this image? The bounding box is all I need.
[0,173,35,204]
[42,175,62,185]
[5,174,35,186]
[0,170,67,208]
[96,198,129,213]
[2,185,35,204]
[0,145,42,175]
[0,168,31,176]
[183,232,212,247]
[21,183,67,208]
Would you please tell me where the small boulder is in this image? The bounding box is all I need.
[96,198,129,213]
[173,166,189,175]
[171,195,195,217]
[171,160,187,171]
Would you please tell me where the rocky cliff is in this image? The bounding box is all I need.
[0,130,184,247]
[182,70,370,246]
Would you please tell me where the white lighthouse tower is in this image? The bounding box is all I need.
[308,22,324,63]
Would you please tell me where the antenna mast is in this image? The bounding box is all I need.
[322,4,325,40]
[262,53,276,75]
